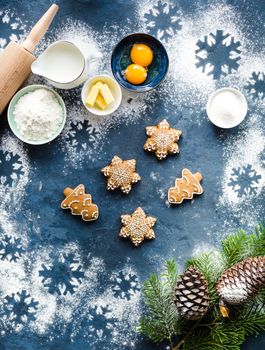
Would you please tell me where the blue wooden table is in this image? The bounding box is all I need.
[0,0,264,349]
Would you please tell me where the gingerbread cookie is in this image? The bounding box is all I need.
[144,119,182,160]
[120,207,157,246]
[61,184,99,221]
[168,169,203,204]
[101,155,141,194]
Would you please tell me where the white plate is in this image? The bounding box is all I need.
[81,74,122,116]
[206,87,248,129]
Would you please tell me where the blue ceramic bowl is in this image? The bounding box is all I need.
[111,33,169,92]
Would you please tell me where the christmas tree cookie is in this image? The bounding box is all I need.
[120,207,157,246]
[61,184,99,222]
[144,119,182,160]
[168,168,203,204]
[101,155,141,194]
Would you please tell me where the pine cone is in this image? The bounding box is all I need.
[174,267,209,320]
[216,256,265,308]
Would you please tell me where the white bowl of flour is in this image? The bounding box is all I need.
[206,87,248,129]
[8,85,66,145]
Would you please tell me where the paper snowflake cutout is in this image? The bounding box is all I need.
[144,119,182,160]
[65,120,100,153]
[245,71,265,100]
[120,207,157,246]
[3,290,38,328]
[39,253,84,295]
[0,9,26,50]
[195,30,241,80]
[143,0,182,42]
[228,164,261,197]
[101,155,141,194]
[87,305,116,339]
[0,234,24,262]
[111,271,140,300]
[0,150,24,187]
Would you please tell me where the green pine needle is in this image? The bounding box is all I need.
[221,229,249,267]
[138,224,265,350]
[137,260,180,345]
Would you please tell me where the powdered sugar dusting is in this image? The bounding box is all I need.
[0,1,265,347]
[0,132,30,210]
[0,235,142,345]
[137,2,245,114]
[0,8,27,51]
[137,0,265,126]
[217,114,265,227]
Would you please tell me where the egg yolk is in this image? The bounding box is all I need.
[130,44,153,67]
[125,64,147,85]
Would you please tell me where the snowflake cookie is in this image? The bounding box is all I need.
[101,155,141,194]
[144,119,182,160]
[61,184,99,221]
[120,207,157,246]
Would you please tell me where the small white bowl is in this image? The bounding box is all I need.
[206,87,248,129]
[8,84,66,145]
[81,74,122,116]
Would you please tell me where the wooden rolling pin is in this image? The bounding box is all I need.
[0,4,59,114]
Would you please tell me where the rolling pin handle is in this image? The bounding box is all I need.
[21,4,59,53]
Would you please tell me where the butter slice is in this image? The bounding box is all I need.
[86,82,103,107]
[95,94,107,110]
[99,84,114,105]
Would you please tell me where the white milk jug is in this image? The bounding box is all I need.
[31,40,101,89]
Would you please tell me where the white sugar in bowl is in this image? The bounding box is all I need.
[206,87,248,129]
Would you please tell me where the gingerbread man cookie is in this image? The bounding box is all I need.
[120,207,157,246]
[144,119,182,160]
[101,155,141,194]
[168,169,203,204]
[61,184,99,221]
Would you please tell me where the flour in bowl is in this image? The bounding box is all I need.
[13,88,64,141]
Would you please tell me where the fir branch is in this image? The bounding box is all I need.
[233,299,265,336]
[245,223,265,257]
[137,260,180,345]
[163,259,178,289]
[182,323,246,350]
[138,225,265,350]
[221,229,249,267]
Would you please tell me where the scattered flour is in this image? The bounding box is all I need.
[0,131,30,209]
[30,245,141,347]
[138,0,264,124]
[0,238,142,346]
[217,114,265,227]
[0,8,27,51]
[0,1,265,346]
